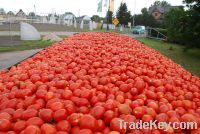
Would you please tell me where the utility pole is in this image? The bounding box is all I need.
[107,0,110,30]
[132,0,136,27]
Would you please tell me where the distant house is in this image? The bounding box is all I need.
[63,12,76,25]
[149,6,183,22]
[76,15,91,24]
[16,9,27,21]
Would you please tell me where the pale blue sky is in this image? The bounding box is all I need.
[0,0,184,17]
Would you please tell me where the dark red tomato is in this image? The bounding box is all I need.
[13,120,26,133]
[56,120,71,132]
[80,114,97,131]
[78,129,93,134]
[24,125,41,134]
[90,106,105,119]
[26,117,44,127]
[41,123,56,134]
[0,119,11,131]
[22,109,38,120]
[54,109,67,121]
[39,109,53,122]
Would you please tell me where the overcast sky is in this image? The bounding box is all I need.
[0,0,184,17]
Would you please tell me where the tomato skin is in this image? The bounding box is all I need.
[68,113,82,126]
[41,123,57,134]
[90,106,105,119]
[0,119,11,131]
[13,120,26,133]
[104,110,115,125]
[78,129,93,134]
[39,109,53,122]
[50,102,64,111]
[54,109,67,121]
[26,117,44,127]
[56,120,71,132]
[0,112,12,121]
[80,114,97,131]
[24,125,41,134]
[22,109,38,120]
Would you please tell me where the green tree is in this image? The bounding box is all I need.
[165,9,185,44]
[116,2,132,25]
[150,0,171,7]
[0,8,5,15]
[91,15,101,22]
[105,11,113,24]
[134,8,157,27]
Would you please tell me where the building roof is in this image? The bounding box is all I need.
[76,15,91,21]
[149,6,183,14]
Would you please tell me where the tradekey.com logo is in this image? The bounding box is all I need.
[119,119,198,131]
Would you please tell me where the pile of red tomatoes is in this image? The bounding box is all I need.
[0,32,199,134]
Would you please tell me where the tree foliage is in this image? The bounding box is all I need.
[91,15,101,23]
[134,8,157,27]
[150,0,171,7]
[116,2,132,25]
[165,0,200,49]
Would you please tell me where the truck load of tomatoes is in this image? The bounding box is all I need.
[0,32,200,134]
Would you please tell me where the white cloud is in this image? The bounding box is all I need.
[0,0,184,17]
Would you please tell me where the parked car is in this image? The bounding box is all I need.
[132,25,145,34]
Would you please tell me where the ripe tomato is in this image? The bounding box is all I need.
[41,123,56,134]
[13,120,26,133]
[56,120,71,132]
[26,117,44,127]
[22,109,38,120]
[0,119,11,131]
[54,109,67,121]
[104,110,115,125]
[80,114,97,131]
[90,106,105,119]
[24,125,41,134]
[39,108,53,122]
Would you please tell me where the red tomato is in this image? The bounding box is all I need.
[117,104,132,115]
[39,109,53,122]
[0,119,11,131]
[90,106,105,119]
[26,117,44,127]
[56,120,71,132]
[13,120,26,133]
[22,109,38,120]
[24,125,41,134]
[78,129,93,134]
[80,114,97,131]
[41,123,56,134]
[68,113,82,126]
[50,101,64,111]
[54,109,67,121]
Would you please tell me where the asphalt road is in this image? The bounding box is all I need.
[0,49,42,70]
